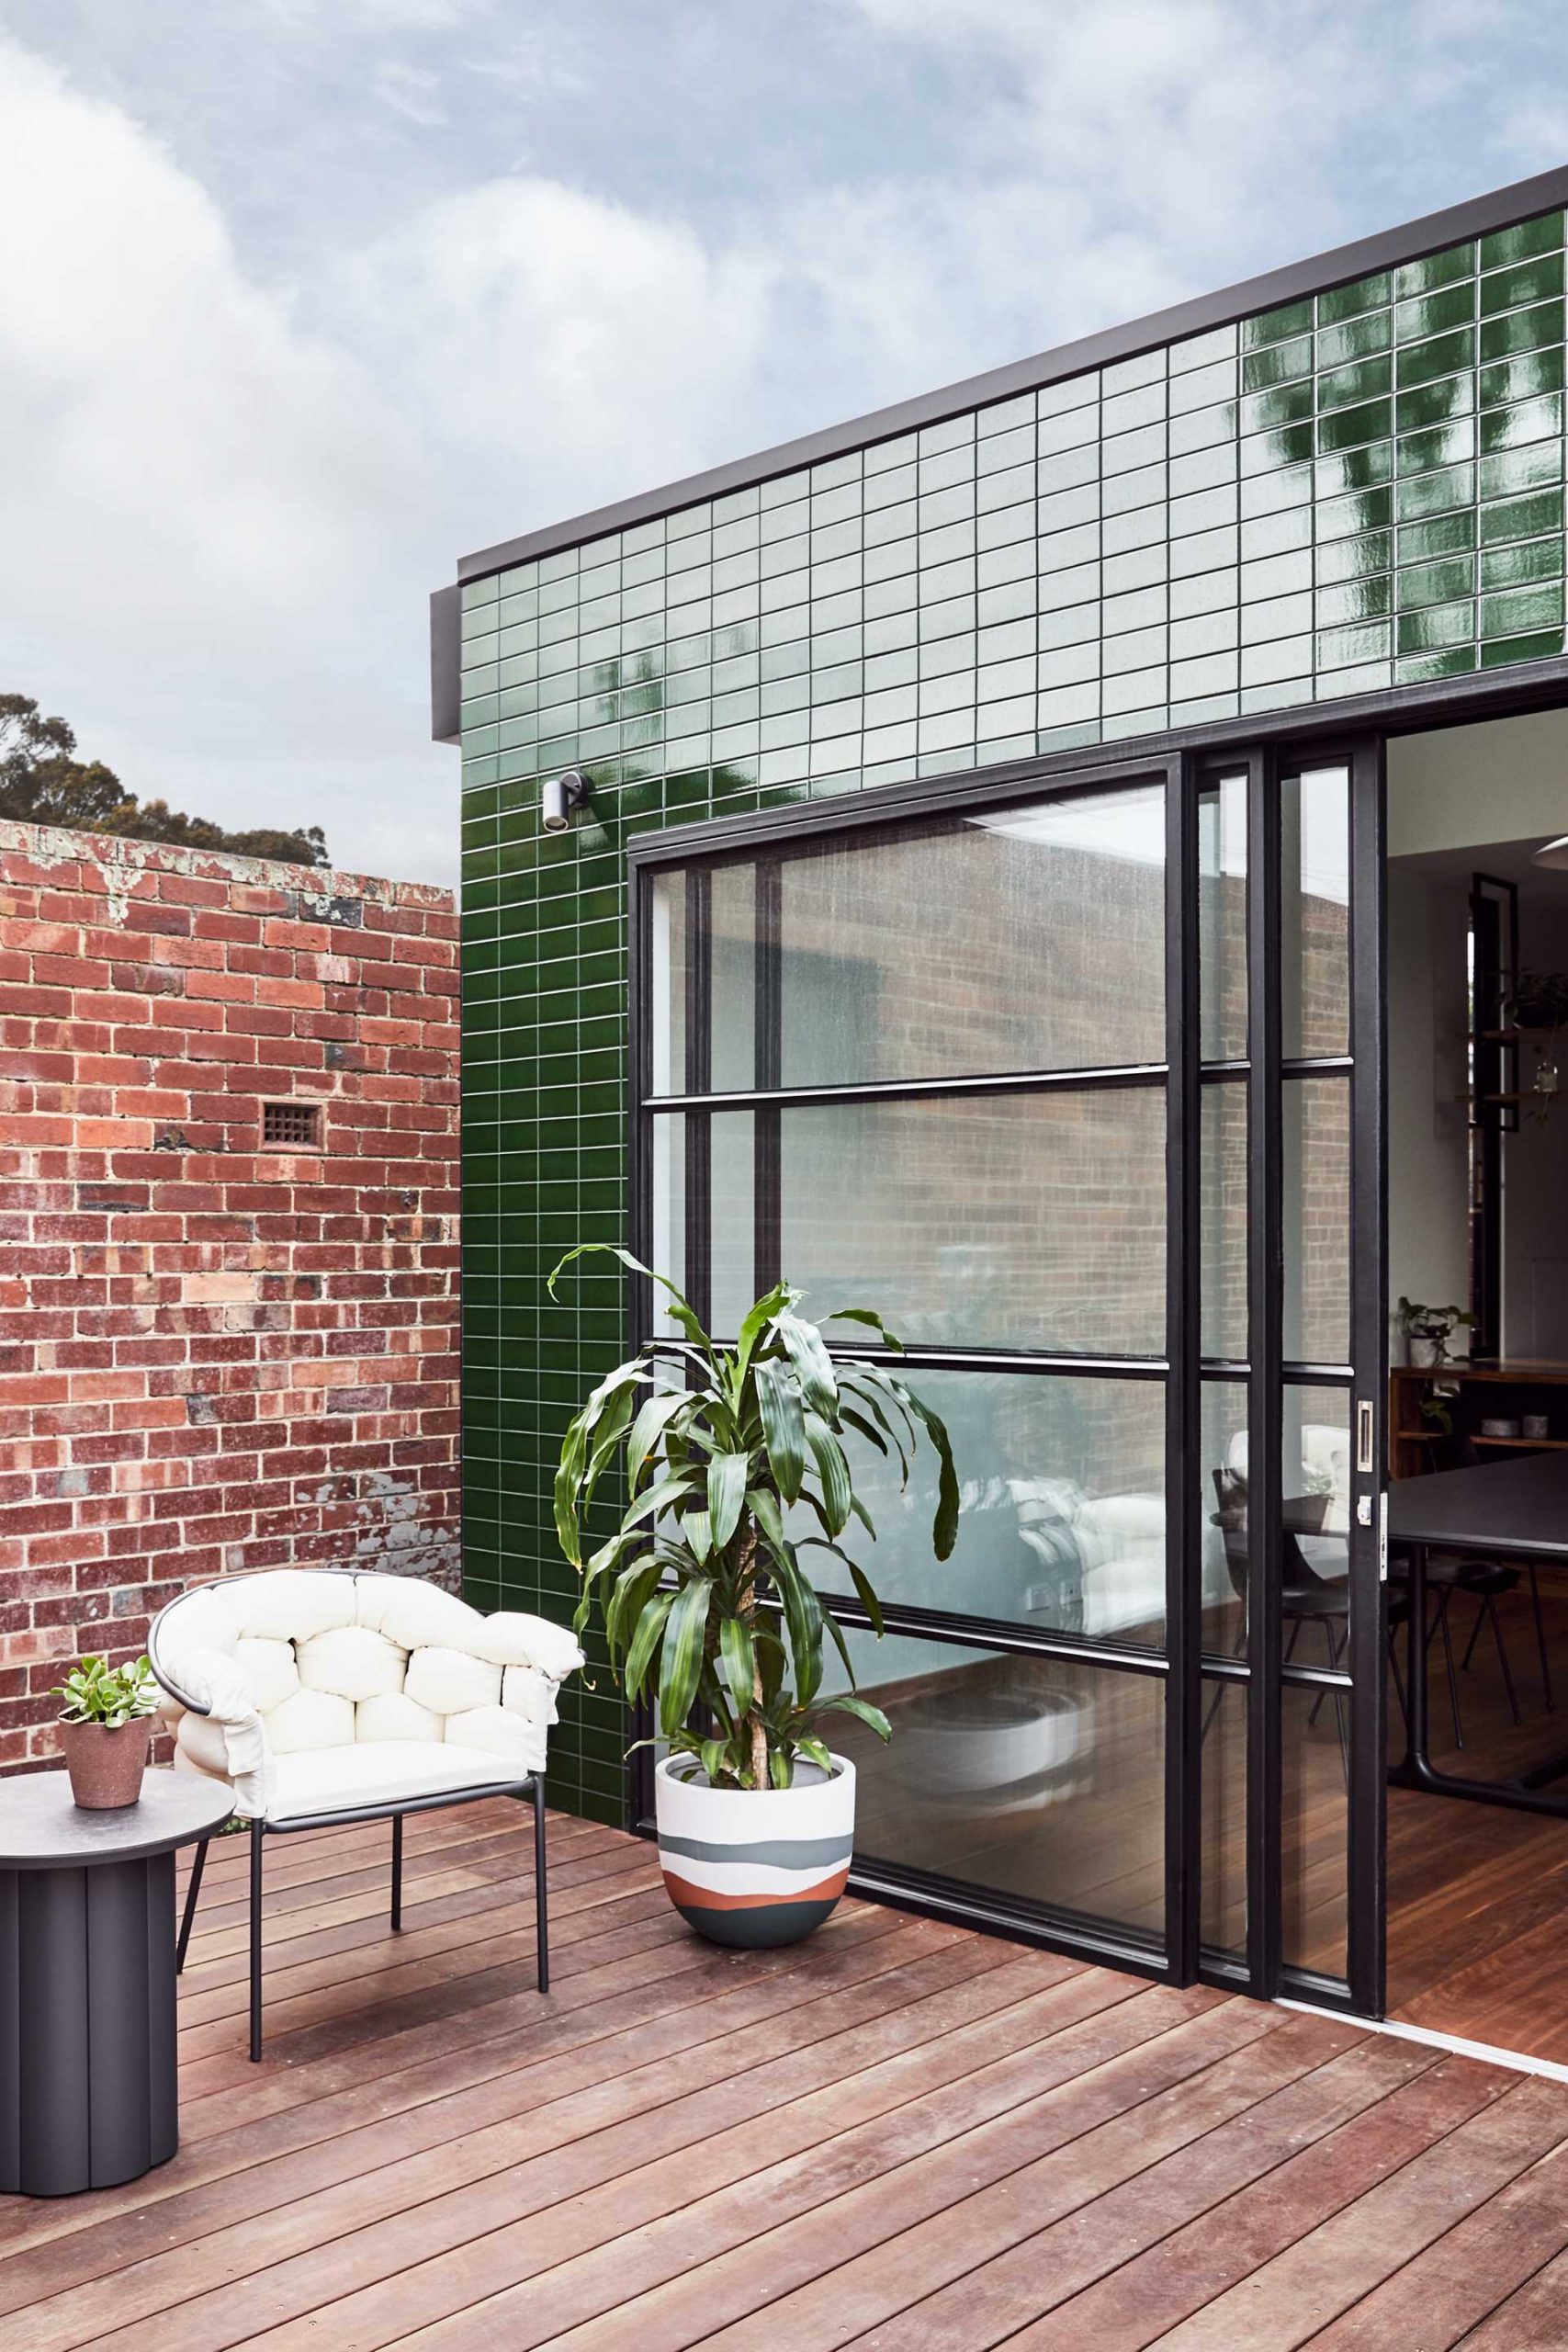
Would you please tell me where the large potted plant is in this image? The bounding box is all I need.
[550,1250,956,1947]
[53,1654,161,1808]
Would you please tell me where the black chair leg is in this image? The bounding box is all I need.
[532,1776,549,1995]
[1486,1595,1523,1726]
[1529,1565,1555,1713]
[390,1814,403,1931]
[250,1819,265,2064]
[176,1836,209,1974]
[1436,1590,1464,1748]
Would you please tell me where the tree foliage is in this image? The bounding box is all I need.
[550,1248,957,1791]
[0,694,329,867]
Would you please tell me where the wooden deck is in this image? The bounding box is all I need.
[0,1801,1566,2349]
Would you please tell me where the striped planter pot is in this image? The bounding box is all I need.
[654,1752,856,1948]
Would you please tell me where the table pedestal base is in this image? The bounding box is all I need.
[0,1850,177,2195]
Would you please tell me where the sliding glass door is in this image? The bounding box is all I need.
[628,741,1386,2008]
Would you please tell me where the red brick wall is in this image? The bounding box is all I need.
[0,822,460,1770]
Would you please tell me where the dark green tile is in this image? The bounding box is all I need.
[1395,326,1475,387]
[1395,599,1475,654]
[1242,297,1314,348]
[1396,509,1474,562]
[1480,624,1566,665]
[1316,356,1393,411]
[1480,391,1564,452]
[1481,251,1564,315]
[1479,486,1564,546]
[1315,398,1392,454]
[1479,299,1565,364]
[1394,284,1475,345]
[1316,574,1391,626]
[1480,582,1565,637]
[1479,211,1563,271]
[1394,375,1474,436]
[1318,270,1390,325]
[1240,381,1314,434]
[1315,311,1391,369]
[1393,242,1474,300]
[1478,536,1564,592]
[1316,528,1393,582]
[1241,334,1314,392]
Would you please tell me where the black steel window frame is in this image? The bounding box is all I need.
[624,729,1389,2010]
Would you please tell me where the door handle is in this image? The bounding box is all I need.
[1356,1399,1375,1476]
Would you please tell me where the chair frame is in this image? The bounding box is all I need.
[150,1570,553,2062]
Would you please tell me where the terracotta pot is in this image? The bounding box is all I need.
[654,1751,854,1949]
[58,1717,151,1809]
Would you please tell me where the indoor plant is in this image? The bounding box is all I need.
[1397,1297,1475,1369]
[550,1249,956,1946]
[53,1653,161,1808]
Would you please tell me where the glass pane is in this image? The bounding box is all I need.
[1281,764,1350,1059]
[768,784,1167,1089]
[1200,1675,1247,1962]
[708,864,757,1091]
[1201,1080,1247,1361]
[1282,1075,1350,1362]
[1201,1379,1250,1661]
[1283,1384,1352,1600]
[826,1626,1166,1945]
[711,1112,756,1338]
[779,1090,1167,1353]
[649,871,687,1093]
[809,1370,1166,1645]
[1281,1679,1348,1980]
[1199,773,1247,1062]
[649,1110,686,1336]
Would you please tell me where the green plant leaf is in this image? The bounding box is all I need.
[825,1306,904,1350]
[769,1747,794,1789]
[547,1243,713,1349]
[658,1577,712,1735]
[706,1451,750,1550]
[754,1359,806,1503]
[804,1412,852,1536]
[734,1282,792,1381]
[827,1693,893,1741]
[625,1388,690,1490]
[795,1735,833,1776]
[624,1589,675,1701]
[718,1614,756,1720]
[773,1313,838,1418]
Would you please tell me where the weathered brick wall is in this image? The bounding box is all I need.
[0,822,459,1769]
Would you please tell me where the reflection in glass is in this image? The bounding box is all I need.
[1282,1075,1350,1363]
[649,871,688,1093]
[1281,765,1350,1059]
[693,785,1168,1091]
[779,1089,1167,1354]
[809,1371,1166,1645]
[1282,1679,1348,1981]
[1200,1675,1247,1961]
[1201,1081,1247,1362]
[1282,1384,1352,1605]
[710,1112,756,1339]
[825,1626,1165,1944]
[1199,774,1247,1063]
[1201,1379,1250,1661]
[708,863,757,1091]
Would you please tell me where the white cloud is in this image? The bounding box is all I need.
[0,38,449,877]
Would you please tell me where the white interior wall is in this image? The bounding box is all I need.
[1385,866,1471,1353]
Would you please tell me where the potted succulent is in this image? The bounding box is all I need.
[53,1654,161,1808]
[1398,1297,1475,1370]
[550,1250,956,1948]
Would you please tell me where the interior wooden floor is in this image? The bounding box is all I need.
[1387,1572,1568,2063]
[5,1796,1568,2349]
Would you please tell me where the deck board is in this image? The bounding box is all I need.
[0,1804,1559,2350]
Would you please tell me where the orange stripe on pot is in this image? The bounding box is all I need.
[660,1866,850,1912]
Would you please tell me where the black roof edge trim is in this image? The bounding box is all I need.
[447,164,1568,588]
[431,584,461,744]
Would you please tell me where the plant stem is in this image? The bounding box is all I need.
[737,1528,770,1792]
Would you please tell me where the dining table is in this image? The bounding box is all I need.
[1386,1450,1568,1816]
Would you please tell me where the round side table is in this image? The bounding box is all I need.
[0,1769,234,2196]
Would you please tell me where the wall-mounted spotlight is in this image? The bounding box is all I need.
[541,769,589,833]
[1533,834,1568,869]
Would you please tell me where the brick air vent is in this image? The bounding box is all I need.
[263,1100,321,1149]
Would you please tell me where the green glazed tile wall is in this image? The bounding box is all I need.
[459,205,1568,1826]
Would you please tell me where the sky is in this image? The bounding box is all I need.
[3,3,1567,887]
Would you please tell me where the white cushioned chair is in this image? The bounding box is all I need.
[149,1566,584,2059]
